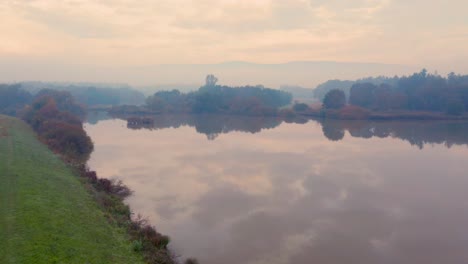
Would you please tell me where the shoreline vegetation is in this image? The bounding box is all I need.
[1,90,195,263]
[111,105,468,124]
[3,69,468,122]
[107,102,468,135]
[105,70,468,122]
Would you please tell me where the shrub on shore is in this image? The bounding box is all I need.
[79,166,177,264]
[21,94,93,163]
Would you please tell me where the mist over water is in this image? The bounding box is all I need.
[85,116,468,264]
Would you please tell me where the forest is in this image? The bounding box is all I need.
[319,70,468,116]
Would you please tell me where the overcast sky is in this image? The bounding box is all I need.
[0,0,467,84]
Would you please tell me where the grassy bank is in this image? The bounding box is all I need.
[0,115,144,264]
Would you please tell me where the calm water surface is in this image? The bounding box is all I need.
[85,115,468,264]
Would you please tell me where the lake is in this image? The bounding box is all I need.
[85,114,468,264]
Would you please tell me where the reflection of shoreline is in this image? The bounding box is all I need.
[123,114,284,140]
[301,108,468,121]
[86,111,468,147]
[318,120,468,148]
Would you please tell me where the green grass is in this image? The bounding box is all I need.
[0,115,144,264]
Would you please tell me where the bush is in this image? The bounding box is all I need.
[78,167,178,264]
[132,239,144,252]
[21,95,93,163]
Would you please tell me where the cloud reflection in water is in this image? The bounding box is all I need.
[86,116,468,264]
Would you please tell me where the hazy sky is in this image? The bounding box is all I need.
[0,0,467,84]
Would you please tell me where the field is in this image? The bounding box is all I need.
[0,115,144,264]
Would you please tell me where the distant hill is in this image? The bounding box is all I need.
[131,61,415,88]
[0,59,417,88]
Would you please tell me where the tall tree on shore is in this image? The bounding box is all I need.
[323,89,346,109]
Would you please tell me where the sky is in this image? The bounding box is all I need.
[0,0,467,86]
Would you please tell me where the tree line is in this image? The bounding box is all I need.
[322,70,468,115]
[145,75,292,115]
[1,82,146,109]
[0,84,33,116]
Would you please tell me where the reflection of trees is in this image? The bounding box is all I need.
[317,120,468,148]
[321,120,345,141]
[124,114,283,140]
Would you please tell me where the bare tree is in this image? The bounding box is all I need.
[205,74,218,87]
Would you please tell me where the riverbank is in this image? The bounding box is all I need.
[0,115,145,263]
[13,91,186,263]
[297,106,468,121]
[101,103,468,123]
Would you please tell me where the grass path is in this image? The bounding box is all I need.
[0,115,144,264]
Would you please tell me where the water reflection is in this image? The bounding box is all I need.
[320,120,468,148]
[128,114,283,140]
[91,111,468,148]
[85,116,468,264]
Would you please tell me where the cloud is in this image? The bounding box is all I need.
[17,4,117,38]
[0,0,466,75]
[173,0,317,33]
